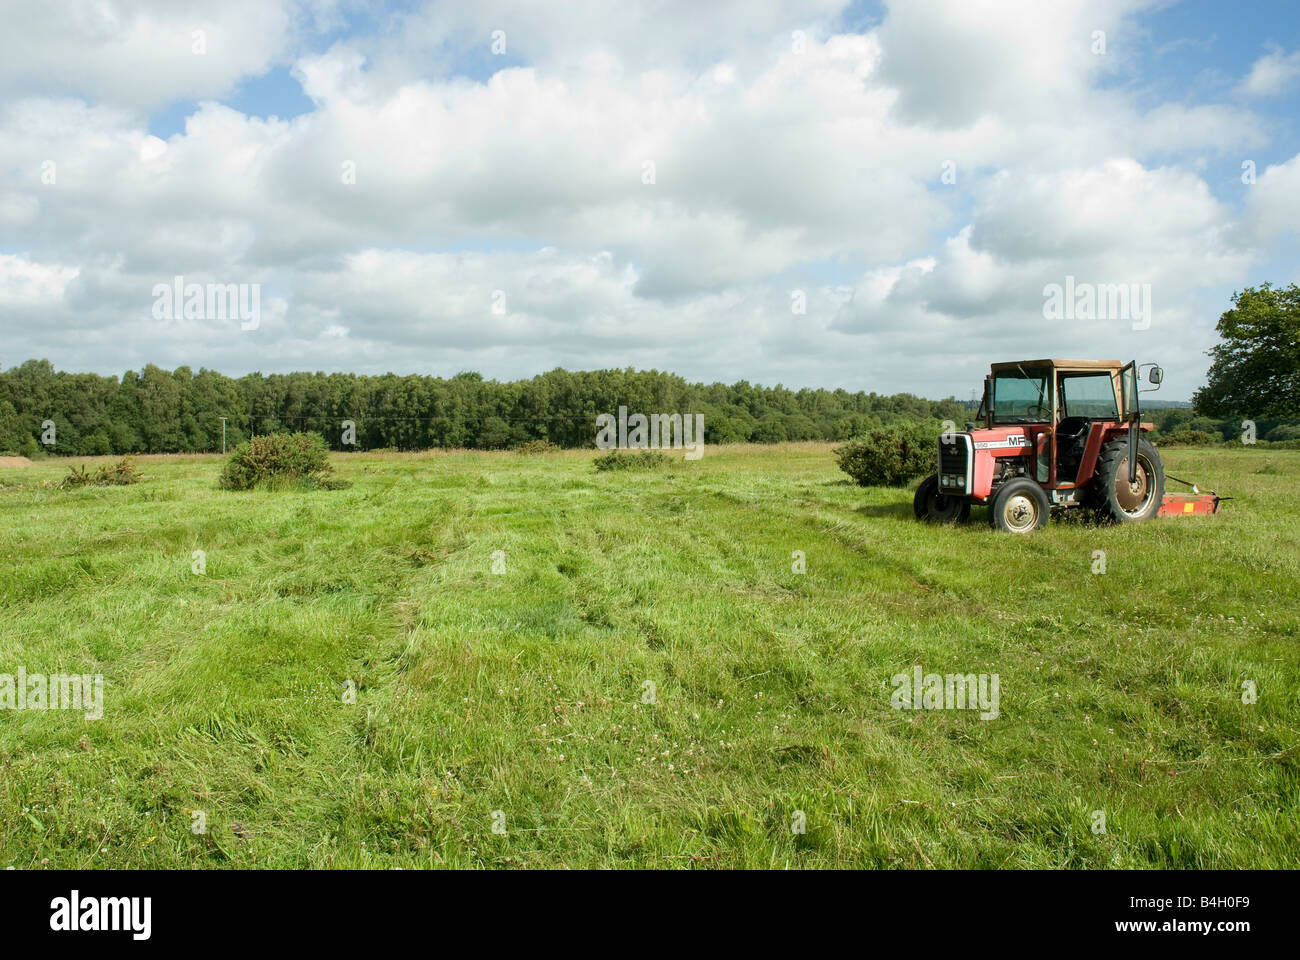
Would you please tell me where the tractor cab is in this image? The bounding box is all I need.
[918,358,1221,533]
[975,359,1139,488]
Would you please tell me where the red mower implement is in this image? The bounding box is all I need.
[914,359,1226,534]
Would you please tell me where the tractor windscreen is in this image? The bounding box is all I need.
[991,370,1049,423]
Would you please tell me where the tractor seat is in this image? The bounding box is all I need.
[1056,416,1090,440]
[1055,416,1091,481]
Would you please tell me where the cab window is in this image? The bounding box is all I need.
[992,371,1048,423]
[1059,373,1118,419]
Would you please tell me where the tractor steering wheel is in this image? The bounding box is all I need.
[1056,416,1091,441]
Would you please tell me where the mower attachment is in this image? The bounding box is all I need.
[1157,492,1224,517]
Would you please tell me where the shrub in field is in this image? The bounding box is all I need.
[60,457,142,489]
[218,432,337,490]
[593,450,670,472]
[516,438,559,454]
[95,457,143,485]
[1265,424,1300,443]
[1158,429,1218,447]
[834,423,935,486]
[60,465,95,489]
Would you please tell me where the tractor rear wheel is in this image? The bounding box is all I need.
[914,474,971,524]
[988,478,1050,534]
[1089,436,1165,523]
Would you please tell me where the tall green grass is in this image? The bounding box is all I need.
[0,444,1296,868]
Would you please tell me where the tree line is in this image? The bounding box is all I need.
[0,360,972,456]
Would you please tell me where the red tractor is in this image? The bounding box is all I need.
[914,359,1224,533]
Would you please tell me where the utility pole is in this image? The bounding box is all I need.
[219,417,228,454]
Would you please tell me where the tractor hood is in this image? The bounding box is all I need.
[967,425,1039,453]
[939,426,1042,501]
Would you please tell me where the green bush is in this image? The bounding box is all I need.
[1265,424,1300,443]
[219,432,338,490]
[593,449,671,472]
[96,457,142,485]
[834,422,936,486]
[516,438,559,454]
[60,457,142,489]
[1158,429,1218,447]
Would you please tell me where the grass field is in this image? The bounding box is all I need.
[1,443,1297,869]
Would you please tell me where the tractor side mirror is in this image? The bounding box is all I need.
[1148,366,1163,385]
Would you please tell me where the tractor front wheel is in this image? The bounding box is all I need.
[1089,437,1165,523]
[914,474,971,524]
[988,478,1050,534]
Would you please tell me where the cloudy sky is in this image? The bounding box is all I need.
[1,0,1298,399]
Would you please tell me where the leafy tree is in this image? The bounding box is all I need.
[477,416,513,449]
[110,370,145,452]
[137,364,184,451]
[0,400,25,454]
[1195,283,1300,418]
[752,415,788,443]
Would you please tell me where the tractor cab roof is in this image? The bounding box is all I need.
[989,359,1122,374]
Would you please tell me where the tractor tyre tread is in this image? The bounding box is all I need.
[914,474,971,524]
[1090,436,1165,523]
[988,478,1051,534]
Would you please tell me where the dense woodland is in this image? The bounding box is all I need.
[0,360,970,455]
[1,359,1295,456]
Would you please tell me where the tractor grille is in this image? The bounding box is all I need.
[939,437,968,476]
[938,435,971,493]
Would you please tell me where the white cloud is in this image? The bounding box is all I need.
[0,254,79,307]
[0,0,312,110]
[875,0,1148,128]
[1242,153,1300,243]
[969,160,1237,265]
[1241,46,1300,96]
[829,156,1257,396]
